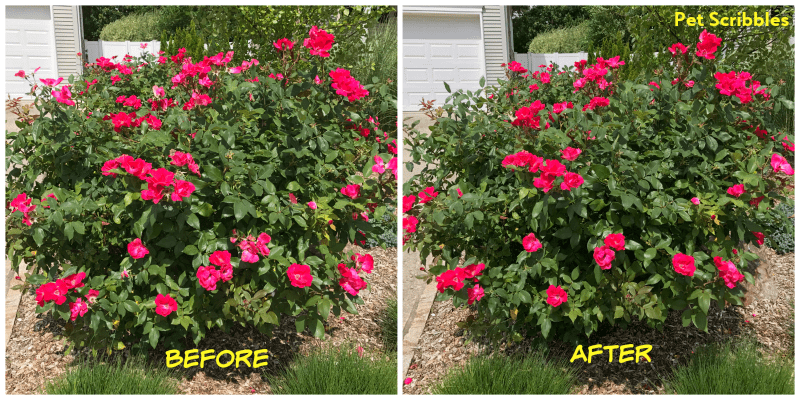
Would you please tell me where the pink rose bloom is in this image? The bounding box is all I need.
[770,153,794,175]
[36,281,69,306]
[209,250,232,268]
[154,294,178,317]
[461,263,485,279]
[403,195,416,213]
[714,256,744,289]
[127,238,149,259]
[467,285,485,305]
[62,272,86,289]
[523,233,542,252]
[69,298,89,321]
[314,75,322,84]
[603,233,626,251]
[456,188,463,198]
[287,263,313,288]
[53,85,76,106]
[340,184,361,199]
[404,378,413,385]
[354,253,375,274]
[691,197,700,205]
[436,269,465,293]
[219,264,233,282]
[197,265,221,291]
[752,231,765,246]
[669,42,688,56]
[560,172,584,191]
[308,201,317,209]
[546,285,568,307]
[561,147,582,161]
[153,85,165,98]
[418,187,439,204]
[593,245,616,270]
[672,253,696,276]
[121,269,130,279]
[85,289,99,305]
[372,155,386,174]
[727,184,745,198]
[289,193,298,204]
[403,215,419,233]
[273,38,294,51]
[303,26,335,57]
[171,180,196,202]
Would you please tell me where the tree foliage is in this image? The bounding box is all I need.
[512,6,591,54]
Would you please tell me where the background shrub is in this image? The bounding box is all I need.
[98,10,162,42]
[265,345,396,394]
[664,338,794,394]
[433,352,577,394]
[45,354,179,394]
[527,22,589,54]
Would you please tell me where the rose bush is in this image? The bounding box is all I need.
[404,30,793,344]
[7,26,397,352]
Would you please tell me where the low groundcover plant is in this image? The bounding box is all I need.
[404,30,793,344]
[7,26,397,352]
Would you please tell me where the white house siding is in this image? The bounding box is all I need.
[482,6,513,87]
[52,5,83,79]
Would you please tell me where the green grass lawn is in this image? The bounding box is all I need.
[265,344,396,394]
[433,351,578,394]
[45,354,179,394]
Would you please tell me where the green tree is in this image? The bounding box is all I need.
[82,6,158,41]
[512,6,590,54]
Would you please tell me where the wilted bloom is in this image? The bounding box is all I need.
[273,38,294,51]
[752,231,765,246]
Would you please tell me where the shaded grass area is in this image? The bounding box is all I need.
[433,351,578,394]
[664,337,794,394]
[265,345,396,394]
[44,354,179,394]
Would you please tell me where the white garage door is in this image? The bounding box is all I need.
[6,6,57,98]
[403,13,484,111]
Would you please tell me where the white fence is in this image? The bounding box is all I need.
[84,40,162,63]
[513,52,589,72]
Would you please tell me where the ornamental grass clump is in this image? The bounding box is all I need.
[7,25,397,353]
[404,30,793,344]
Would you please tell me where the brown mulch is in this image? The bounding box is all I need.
[5,243,397,394]
[403,244,794,394]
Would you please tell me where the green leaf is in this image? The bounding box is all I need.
[187,213,200,230]
[644,248,657,260]
[234,201,247,221]
[149,328,160,348]
[312,318,325,339]
[698,292,710,314]
[443,81,451,93]
[32,228,45,246]
[183,245,199,255]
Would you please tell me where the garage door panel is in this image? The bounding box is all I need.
[6,6,56,98]
[405,68,430,83]
[402,14,484,111]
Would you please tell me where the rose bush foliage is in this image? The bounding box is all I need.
[404,30,793,344]
[7,27,397,352]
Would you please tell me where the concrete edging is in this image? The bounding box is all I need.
[402,279,438,376]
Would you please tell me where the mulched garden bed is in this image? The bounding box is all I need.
[403,244,794,394]
[5,243,396,394]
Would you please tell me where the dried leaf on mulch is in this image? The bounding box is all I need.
[5,244,396,394]
[403,245,794,395]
